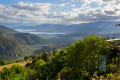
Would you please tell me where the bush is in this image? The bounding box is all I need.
[60,67,75,80]
[60,67,89,80]
[0,60,7,65]
[107,63,117,73]
[26,62,31,67]
[24,56,29,61]
[0,64,35,80]
[16,59,24,62]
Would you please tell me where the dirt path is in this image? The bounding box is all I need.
[0,60,32,71]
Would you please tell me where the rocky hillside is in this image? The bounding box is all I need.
[0,25,43,61]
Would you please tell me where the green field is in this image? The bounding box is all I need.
[21,45,43,56]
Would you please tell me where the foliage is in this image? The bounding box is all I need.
[32,50,67,80]
[0,60,7,65]
[40,50,49,62]
[0,35,114,80]
[26,62,32,67]
[33,59,46,71]
[60,67,75,80]
[0,64,34,80]
[107,63,117,73]
[31,35,112,80]
[66,34,111,78]
[24,56,29,61]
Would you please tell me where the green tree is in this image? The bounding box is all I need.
[0,60,7,65]
[33,59,46,79]
[53,48,56,56]
[33,59,46,71]
[35,50,68,80]
[40,50,49,62]
[0,64,34,80]
[66,34,111,78]
[24,56,29,61]
[60,67,75,80]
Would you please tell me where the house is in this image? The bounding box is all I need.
[116,24,120,26]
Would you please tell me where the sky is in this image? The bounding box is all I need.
[0,0,120,27]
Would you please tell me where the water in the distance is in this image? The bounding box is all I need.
[15,29,66,35]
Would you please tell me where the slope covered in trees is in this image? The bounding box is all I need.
[0,25,43,45]
[1,34,120,80]
[0,25,44,61]
[0,35,22,57]
[0,35,116,80]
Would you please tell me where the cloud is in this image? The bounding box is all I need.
[57,1,120,24]
[59,4,65,7]
[12,1,51,13]
[104,10,115,15]
[81,0,118,5]
[0,1,53,24]
[70,4,76,7]
[0,1,120,25]
[71,0,80,2]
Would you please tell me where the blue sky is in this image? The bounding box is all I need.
[0,0,120,27]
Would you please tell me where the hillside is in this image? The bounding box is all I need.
[0,35,23,61]
[0,25,44,61]
[0,35,22,56]
[0,25,43,45]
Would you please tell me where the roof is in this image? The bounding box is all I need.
[107,38,120,42]
[116,24,120,26]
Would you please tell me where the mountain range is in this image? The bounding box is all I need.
[13,21,120,34]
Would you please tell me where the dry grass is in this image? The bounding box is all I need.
[0,60,32,71]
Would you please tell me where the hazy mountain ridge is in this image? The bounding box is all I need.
[13,21,120,34]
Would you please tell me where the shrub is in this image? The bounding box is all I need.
[107,63,117,73]
[0,60,7,65]
[24,56,29,61]
[26,62,31,67]
[60,67,75,80]
[0,64,35,80]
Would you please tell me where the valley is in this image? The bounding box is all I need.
[1,22,120,61]
[0,0,120,79]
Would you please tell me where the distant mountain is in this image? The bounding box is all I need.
[13,24,68,33]
[13,21,120,34]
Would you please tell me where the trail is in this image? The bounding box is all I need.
[0,60,32,71]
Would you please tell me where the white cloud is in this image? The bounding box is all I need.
[59,4,66,7]
[71,0,80,2]
[0,1,53,24]
[12,1,51,13]
[82,0,119,5]
[0,0,120,25]
[57,0,120,24]
[70,4,76,7]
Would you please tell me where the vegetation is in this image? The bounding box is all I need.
[0,35,22,57]
[1,34,120,80]
[24,56,29,61]
[0,25,46,61]
[0,64,34,80]
[0,60,7,65]
[27,35,113,80]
